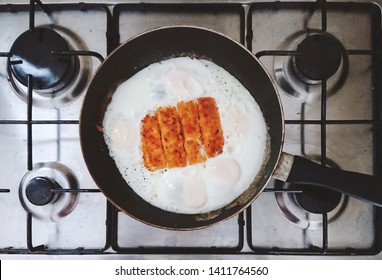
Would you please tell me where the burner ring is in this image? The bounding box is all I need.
[275,155,348,229]
[19,162,79,221]
[293,34,344,83]
[25,176,60,206]
[9,27,76,91]
[273,30,349,103]
[7,25,92,109]
[294,184,343,214]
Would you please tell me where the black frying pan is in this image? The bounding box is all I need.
[80,26,382,230]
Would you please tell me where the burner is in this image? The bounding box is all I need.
[294,184,342,214]
[275,156,348,229]
[274,30,348,103]
[9,27,76,91]
[25,176,60,206]
[19,162,79,221]
[293,34,343,83]
[7,25,91,109]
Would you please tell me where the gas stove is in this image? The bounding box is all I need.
[0,0,381,259]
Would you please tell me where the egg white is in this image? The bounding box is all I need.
[102,57,268,214]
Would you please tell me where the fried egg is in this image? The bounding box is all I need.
[102,57,268,214]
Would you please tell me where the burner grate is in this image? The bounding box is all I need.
[111,208,245,255]
[0,1,112,255]
[247,0,382,256]
[0,0,381,257]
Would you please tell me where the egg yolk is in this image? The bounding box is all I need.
[183,176,208,209]
[108,116,136,150]
[166,70,202,98]
[207,158,241,187]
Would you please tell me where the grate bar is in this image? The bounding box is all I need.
[347,50,382,55]
[321,213,329,254]
[51,50,104,63]
[0,120,79,124]
[255,50,301,58]
[50,189,101,193]
[29,0,49,31]
[27,75,33,171]
[263,188,303,193]
[285,119,381,125]
[27,213,45,252]
[321,78,327,165]
[320,0,327,32]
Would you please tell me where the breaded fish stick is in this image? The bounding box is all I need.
[156,106,187,168]
[197,97,224,157]
[177,101,206,164]
[140,115,167,171]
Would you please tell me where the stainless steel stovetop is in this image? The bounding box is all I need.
[0,0,381,259]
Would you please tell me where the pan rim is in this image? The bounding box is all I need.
[79,25,285,230]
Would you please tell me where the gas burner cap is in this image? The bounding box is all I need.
[294,184,342,214]
[9,27,75,91]
[7,25,92,109]
[294,34,343,83]
[25,176,60,206]
[275,155,348,229]
[274,30,348,103]
[19,162,79,221]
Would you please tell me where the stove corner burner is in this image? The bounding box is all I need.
[7,25,92,109]
[9,27,77,92]
[19,162,79,222]
[274,30,348,103]
[293,33,343,84]
[294,184,343,214]
[275,156,348,229]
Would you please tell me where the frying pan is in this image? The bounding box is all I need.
[80,26,382,230]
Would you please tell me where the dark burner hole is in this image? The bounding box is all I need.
[294,184,342,214]
[9,27,75,91]
[294,34,344,82]
[25,176,60,206]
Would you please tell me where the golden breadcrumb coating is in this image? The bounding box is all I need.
[156,106,187,168]
[197,97,224,158]
[140,115,167,171]
[140,97,224,171]
[177,100,206,164]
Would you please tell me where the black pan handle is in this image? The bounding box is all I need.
[273,153,382,207]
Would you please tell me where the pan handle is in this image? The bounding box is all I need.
[273,153,382,207]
